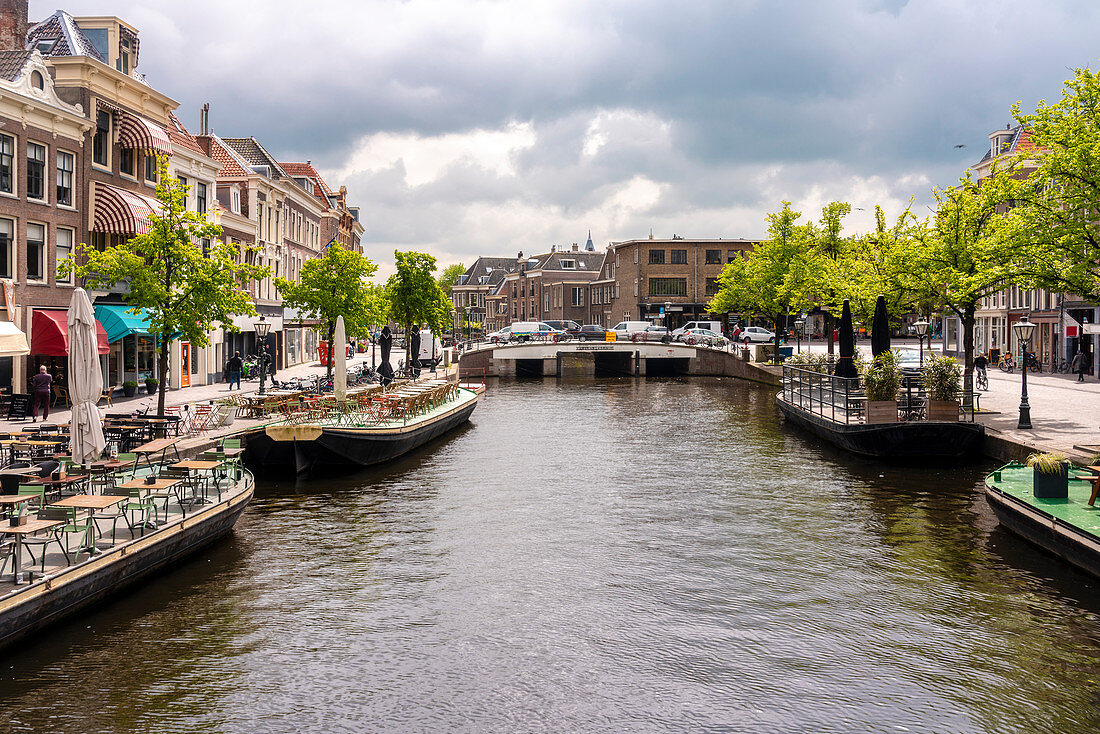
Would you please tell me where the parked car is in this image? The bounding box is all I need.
[896,347,923,375]
[677,328,726,347]
[740,326,776,344]
[610,321,653,340]
[670,320,723,338]
[577,324,610,341]
[636,325,672,343]
[544,320,582,336]
[487,326,511,343]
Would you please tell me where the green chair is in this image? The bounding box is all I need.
[124,490,156,536]
[18,484,46,513]
[92,488,131,543]
[21,507,72,573]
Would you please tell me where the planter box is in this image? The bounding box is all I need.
[1033,465,1069,499]
[865,400,898,423]
[123,386,137,398]
[927,400,960,421]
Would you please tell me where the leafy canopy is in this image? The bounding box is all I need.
[385,250,454,337]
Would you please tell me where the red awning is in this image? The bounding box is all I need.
[31,310,109,356]
[92,182,161,236]
[116,112,172,156]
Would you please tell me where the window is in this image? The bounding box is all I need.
[727,249,738,263]
[197,182,207,214]
[231,187,241,214]
[144,154,157,182]
[27,142,45,201]
[671,249,687,264]
[56,151,73,206]
[560,259,576,269]
[27,222,45,281]
[705,249,721,264]
[0,134,12,194]
[0,218,12,279]
[30,71,44,90]
[93,111,110,167]
[56,227,73,283]
[648,277,687,296]
[705,278,719,296]
[649,249,665,264]
[201,238,210,257]
[119,147,134,177]
[571,287,584,307]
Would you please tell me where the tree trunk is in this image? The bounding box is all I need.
[962,304,975,388]
[157,336,169,417]
[826,313,834,355]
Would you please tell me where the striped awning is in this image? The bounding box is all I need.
[116,112,172,156]
[92,182,161,235]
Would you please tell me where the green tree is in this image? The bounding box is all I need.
[275,244,380,380]
[64,156,267,415]
[906,167,1027,380]
[709,201,818,333]
[438,263,466,291]
[385,251,454,363]
[1010,65,1100,299]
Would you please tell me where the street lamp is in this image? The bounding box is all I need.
[664,301,672,332]
[914,320,930,367]
[794,318,804,354]
[255,315,271,395]
[1013,314,1036,429]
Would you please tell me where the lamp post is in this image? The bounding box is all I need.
[914,320,930,367]
[664,301,672,333]
[255,315,271,396]
[794,318,804,354]
[1013,314,1036,429]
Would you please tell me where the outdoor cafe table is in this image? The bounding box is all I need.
[49,494,126,555]
[0,494,36,518]
[171,460,225,504]
[4,517,66,582]
[21,474,86,495]
[132,438,182,474]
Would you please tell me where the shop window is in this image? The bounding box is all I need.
[26,142,45,201]
[56,151,74,206]
[671,249,687,264]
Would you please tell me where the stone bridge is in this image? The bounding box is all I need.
[456,341,780,384]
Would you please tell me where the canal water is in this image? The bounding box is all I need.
[2,379,1100,732]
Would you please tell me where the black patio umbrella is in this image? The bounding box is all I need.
[379,325,394,383]
[834,299,859,379]
[871,294,891,357]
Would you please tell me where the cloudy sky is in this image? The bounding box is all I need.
[31,0,1100,275]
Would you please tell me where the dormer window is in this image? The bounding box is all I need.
[36,39,57,54]
[560,259,576,269]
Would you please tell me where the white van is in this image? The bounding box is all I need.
[671,320,723,337]
[611,321,653,340]
[416,329,445,366]
[508,321,562,342]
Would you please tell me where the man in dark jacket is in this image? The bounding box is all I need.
[1071,349,1087,382]
[30,365,51,421]
[227,351,243,390]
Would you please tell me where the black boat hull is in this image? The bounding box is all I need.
[244,396,478,474]
[0,483,253,652]
[985,486,1100,578]
[776,395,985,459]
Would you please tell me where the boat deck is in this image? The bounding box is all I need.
[987,464,1100,539]
[0,462,253,600]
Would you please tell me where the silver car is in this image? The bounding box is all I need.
[739,326,776,343]
[676,328,726,347]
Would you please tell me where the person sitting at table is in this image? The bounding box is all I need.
[30,366,52,422]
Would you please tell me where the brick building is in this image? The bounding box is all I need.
[451,257,516,335]
[501,245,605,325]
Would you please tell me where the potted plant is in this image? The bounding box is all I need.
[861,350,900,423]
[923,354,962,421]
[122,380,138,398]
[1026,451,1069,498]
[145,377,159,395]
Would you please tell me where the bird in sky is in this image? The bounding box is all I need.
[953,144,967,149]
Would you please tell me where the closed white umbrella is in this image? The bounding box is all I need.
[67,288,105,464]
[334,315,347,401]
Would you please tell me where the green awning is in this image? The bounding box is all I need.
[94,304,155,343]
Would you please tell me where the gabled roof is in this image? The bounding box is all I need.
[978,125,1048,165]
[26,11,105,62]
[221,137,290,179]
[166,112,207,157]
[537,251,605,271]
[202,134,254,177]
[280,162,334,196]
[456,257,517,287]
[0,51,32,82]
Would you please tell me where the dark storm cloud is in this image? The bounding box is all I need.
[31,0,1100,265]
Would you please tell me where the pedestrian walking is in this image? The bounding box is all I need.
[30,365,51,421]
[1071,349,1087,382]
[227,351,243,390]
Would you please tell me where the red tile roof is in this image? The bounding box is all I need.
[166,112,207,157]
[280,161,335,204]
[205,137,249,177]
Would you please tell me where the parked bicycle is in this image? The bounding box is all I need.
[1024,351,1042,373]
[998,353,1016,373]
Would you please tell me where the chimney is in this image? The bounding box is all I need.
[572,242,579,252]
[0,0,28,52]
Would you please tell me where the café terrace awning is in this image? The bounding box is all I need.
[31,310,109,356]
[94,304,156,344]
[116,111,172,156]
[92,182,162,236]
[0,320,29,356]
